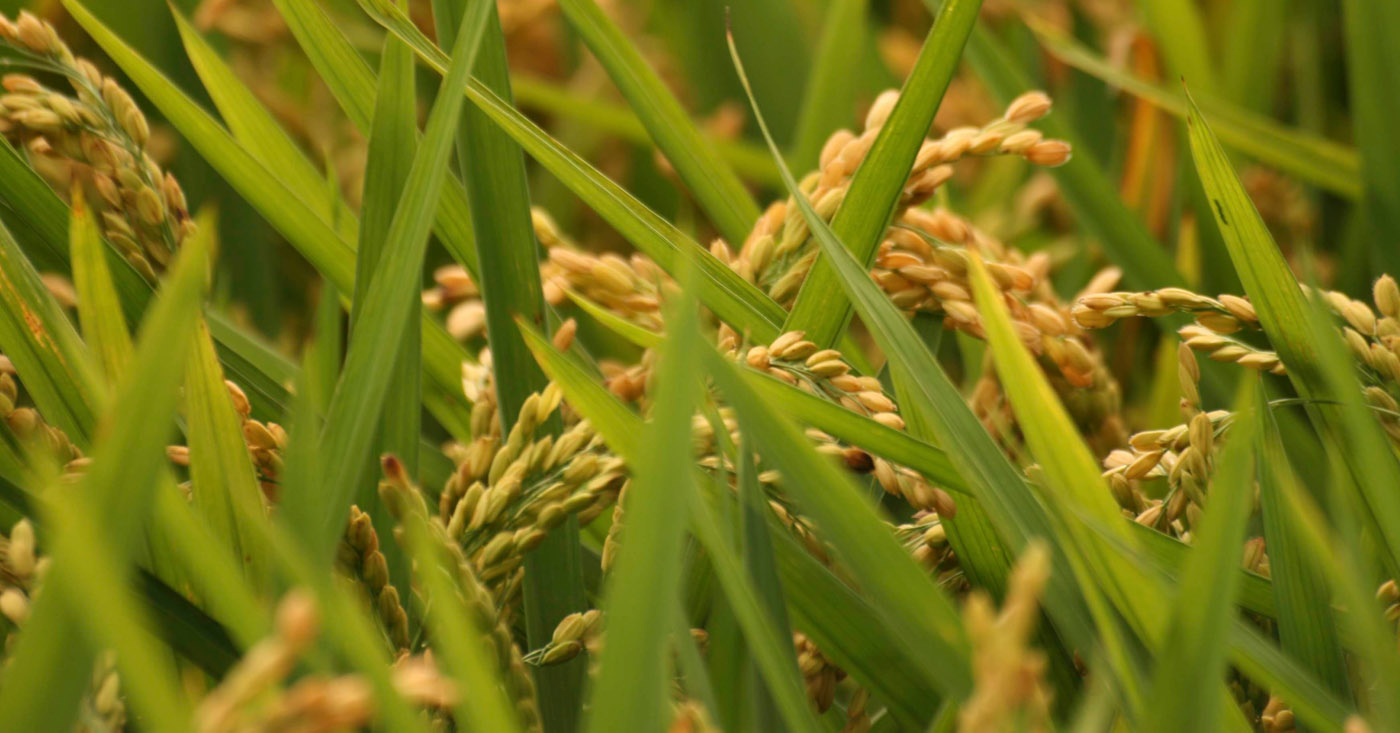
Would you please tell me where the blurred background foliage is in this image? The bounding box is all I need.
[6,0,1366,370]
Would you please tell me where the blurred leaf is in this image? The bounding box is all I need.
[252,517,435,732]
[585,286,704,733]
[0,228,210,731]
[0,220,267,676]
[1137,0,1218,93]
[556,0,760,247]
[0,453,250,678]
[0,137,89,274]
[1342,0,1400,275]
[1256,393,1350,696]
[38,495,192,732]
[736,431,791,732]
[185,319,271,582]
[561,287,662,349]
[1220,0,1286,112]
[304,282,342,416]
[149,479,270,649]
[1029,19,1361,198]
[69,188,131,384]
[1129,522,1276,620]
[243,374,432,733]
[1146,385,1257,733]
[0,216,99,444]
[783,0,982,348]
[788,0,869,171]
[1267,448,1400,729]
[172,7,338,222]
[963,24,1184,291]
[510,74,781,185]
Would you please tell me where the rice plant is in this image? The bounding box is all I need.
[0,0,1393,730]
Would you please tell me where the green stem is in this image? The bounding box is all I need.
[431,1,587,729]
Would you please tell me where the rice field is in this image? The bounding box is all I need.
[0,0,1394,730]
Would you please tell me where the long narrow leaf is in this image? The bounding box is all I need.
[586,287,703,733]
[61,0,475,421]
[705,348,972,695]
[738,368,965,492]
[347,22,421,545]
[736,431,792,732]
[510,74,781,185]
[1256,393,1350,695]
[0,228,210,731]
[352,1,791,342]
[1185,91,1400,577]
[783,0,982,347]
[0,216,99,444]
[787,0,869,171]
[69,188,131,384]
[434,1,590,725]
[300,0,494,561]
[738,2,1119,680]
[519,322,937,726]
[185,320,271,582]
[266,0,482,277]
[684,476,831,732]
[172,8,335,221]
[556,0,760,247]
[1342,0,1400,274]
[1147,386,1258,733]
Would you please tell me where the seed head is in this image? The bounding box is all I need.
[863,90,901,130]
[1004,91,1052,124]
[1375,276,1400,319]
[1024,140,1072,167]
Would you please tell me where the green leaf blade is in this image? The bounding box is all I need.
[1184,91,1400,578]
[1342,0,1400,274]
[0,216,99,445]
[556,0,761,247]
[783,0,982,347]
[0,225,212,731]
[69,188,132,384]
[1146,386,1258,733]
[306,0,494,560]
[585,286,703,733]
[172,6,335,221]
